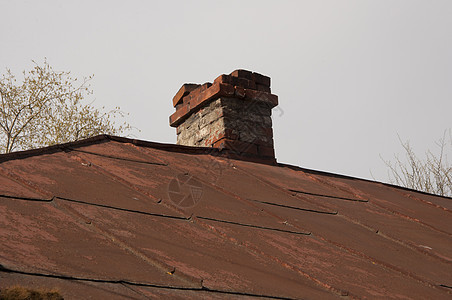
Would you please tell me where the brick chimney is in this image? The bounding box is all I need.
[169,69,278,164]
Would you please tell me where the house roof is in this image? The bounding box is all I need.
[0,135,451,299]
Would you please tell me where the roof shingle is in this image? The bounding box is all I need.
[0,135,451,299]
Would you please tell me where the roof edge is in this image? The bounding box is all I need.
[0,135,277,166]
[0,135,112,163]
[278,162,452,200]
[1,135,449,200]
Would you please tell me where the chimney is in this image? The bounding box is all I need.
[169,69,278,164]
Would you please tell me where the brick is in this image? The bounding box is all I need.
[207,128,239,144]
[215,74,256,90]
[219,128,239,141]
[183,88,200,105]
[172,83,200,107]
[199,83,234,107]
[199,109,221,129]
[253,138,274,147]
[224,128,239,140]
[235,141,259,156]
[258,145,275,157]
[226,113,271,128]
[187,115,201,130]
[198,124,212,139]
[171,83,235,127]
[256,84,271,93]
[260,127,273,137]
[230,69,254,81]
[200,100,220,118]
[185,92,199,109]
[244,89,278,108]
[169,114,178,127]
[253,72,271,87]
[221,97,252,112]
[252,103,273,116]
[234,86,246,98]
[192,84,222,110]
[244,131,273,145]
[169,104,189,127]
[182,83,213,108]
[236,77,256,90]
[239,129,260,143]
[213,138,258,155]
[176,125,183,135]
[213,74,231,85]
[212,138,226,149]
[200,82,212,91]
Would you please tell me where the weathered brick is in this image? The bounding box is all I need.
[200,82,212,91]
[261,127,274,138]
[169,105,188,127]
[252,102,273,116]
[198,124,212,141]
[253,72,271,87]
[225,114,272,128]
[253,137,274,147]
[224,128,239,140]
[258,145,275,157]
[244,89,278,108]
[232,140,259,156]
[213,74,230,85]
[208,128,239,145]
[199,109,221,129]
[213,138,258,155]
[221,98,271,117]
[256,84,271,93]
[236,77,256,90]
[239,128,260,144]
[170,83,235,127]
[234,86,246,98]
[172,83,200,107]
[222,97,265,116]
[212,138,226,149]
[230,69,254,81]
[215,74,256,90]
[192,83,234,112]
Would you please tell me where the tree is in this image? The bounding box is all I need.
[0,59,132,153]
[382,130,452,197]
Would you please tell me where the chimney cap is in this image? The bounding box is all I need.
[169,69,277,128]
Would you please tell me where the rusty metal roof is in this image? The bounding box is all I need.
[0,135,451,299]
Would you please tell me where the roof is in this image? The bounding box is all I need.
[0,135,451,299]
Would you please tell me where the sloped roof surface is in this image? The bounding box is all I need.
[0,135,451,299]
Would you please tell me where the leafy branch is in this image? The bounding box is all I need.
[0,59,134,153]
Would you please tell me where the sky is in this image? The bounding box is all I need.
[1,0,451,182]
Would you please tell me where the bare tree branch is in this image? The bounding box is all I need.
[382,130,452,197]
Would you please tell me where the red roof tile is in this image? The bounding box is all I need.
[0,135,451,299]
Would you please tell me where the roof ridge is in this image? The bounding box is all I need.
[1,134,450,200]
[0,135,278,165]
